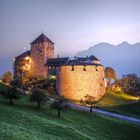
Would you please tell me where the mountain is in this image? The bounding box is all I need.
[76,42,140,78]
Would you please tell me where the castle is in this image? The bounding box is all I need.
[14,33,106,101]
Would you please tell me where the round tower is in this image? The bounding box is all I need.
[30,33,54,78]
[58,64,106,101]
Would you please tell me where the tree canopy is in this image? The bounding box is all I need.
[30,88,48,109]
[105,67,117,86]
[51,97,69,117]
[1,71,13,85]
[80,94,99,112]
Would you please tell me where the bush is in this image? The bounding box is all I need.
[1,71,13,85]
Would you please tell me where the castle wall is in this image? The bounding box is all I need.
[58,65,106,101]
[31,42,54,78]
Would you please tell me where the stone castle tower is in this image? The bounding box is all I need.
[47,56,106,101]
[30,33,54,78]
[58,65,106,101]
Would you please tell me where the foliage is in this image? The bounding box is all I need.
[80,94,99,112]
[23,76,44,91]
[43,79,57,95]
[1,86,20,105]
[30,88,49,109]
[105,67,117,87]
[51,97,69,117]
[110,74,140,95]
[10,78,23,89]
[24,77,57,95]
[0,83,11,95]
[1,71,13,85]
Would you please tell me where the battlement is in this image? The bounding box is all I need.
[57,65,106,101]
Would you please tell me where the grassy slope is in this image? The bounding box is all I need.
[0,83,140,140]
[99,91,138,106]
[0,98,140,140]
[101,102,140,119]
[98,91,140,118]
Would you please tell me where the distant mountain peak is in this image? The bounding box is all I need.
[117,41,130,46]
[95,42,114,47]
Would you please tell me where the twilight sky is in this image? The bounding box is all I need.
[0,0,140,76]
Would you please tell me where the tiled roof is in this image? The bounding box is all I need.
[46,57,69,66]
[89,55,99,61]
[76,57,89,61]
[75,55,99,62]
[15,50,31,59]
[31,33,54,45]
[46,55,101,67]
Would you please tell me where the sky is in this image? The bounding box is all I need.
[0,0,140,76]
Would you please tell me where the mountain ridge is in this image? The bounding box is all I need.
[76,42,140,78]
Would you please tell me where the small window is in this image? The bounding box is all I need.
[71,65,74,71]
[96,67,98,71]
[83,64,87,71]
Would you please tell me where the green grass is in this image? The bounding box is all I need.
[0,83,140,140]
[99,91,138,106]
[101,102,140,119]
[98,91,140,118]
[0,97,140,140]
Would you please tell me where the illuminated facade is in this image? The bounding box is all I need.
[14,50,31,81]
[58,65,106,101]
[47,56,106,101]
[14,33,106,101]
[14,33,54,80]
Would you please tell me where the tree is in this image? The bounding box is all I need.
[30,88,48,109]
[1,83,20,105]
[105,67,117,87]
[51,97,69,117]
[80,94,99,113]
[11,78,23,89]
[1,71,13,85]
[120,74,139,95]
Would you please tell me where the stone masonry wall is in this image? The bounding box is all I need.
[31,42,54,78]
[58,65,106,101]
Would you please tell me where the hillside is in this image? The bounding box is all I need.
[101,101,140,119]
[0,98,140,140]
[0,83,140,139]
